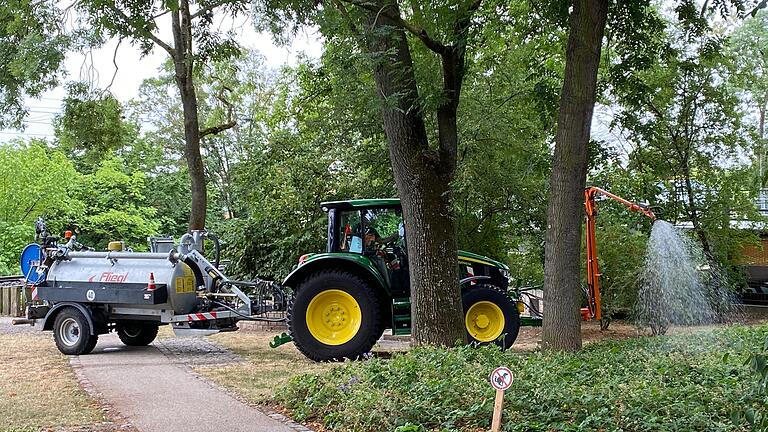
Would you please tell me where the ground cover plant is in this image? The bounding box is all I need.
[277,325,768,432]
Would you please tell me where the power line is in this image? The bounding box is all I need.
[0,131,55,137]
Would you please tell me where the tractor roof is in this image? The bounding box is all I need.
[321,198,401,211]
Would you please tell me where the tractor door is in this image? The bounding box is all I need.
[336,207,409,297]
[361,208,410,297]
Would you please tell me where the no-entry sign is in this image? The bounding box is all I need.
[490,366,513,391]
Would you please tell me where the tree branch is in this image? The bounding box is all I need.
[190,0,236,19]
[200,121,237,137]
[330,0,364,37]
[340,0,448,54]
[107,4,176,57]
[104,38,122,92]
[200,87,237,138]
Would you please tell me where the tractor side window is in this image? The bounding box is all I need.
[339,211,362,253]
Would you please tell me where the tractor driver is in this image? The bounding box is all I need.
[362,209,404,252]
[363,226,400,250]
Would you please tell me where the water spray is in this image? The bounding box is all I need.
[583,187,656,321]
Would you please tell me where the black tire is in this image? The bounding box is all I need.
[53,307,98,355]
[462,285,520,350]
[289,270,383,362]
[116,323,159,346]
[83,333,99,354]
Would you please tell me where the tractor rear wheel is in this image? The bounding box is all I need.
[289,270,382,361]
[463,285,520,349]
[116,323,159,346]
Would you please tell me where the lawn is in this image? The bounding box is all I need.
[0,333,106,432]
[273,325,768,432]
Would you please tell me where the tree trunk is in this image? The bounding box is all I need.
[171,1,207,231]
[682,167,713,258]
[541,0,608,352]
[760,91,766,140]
[363,1,466,347]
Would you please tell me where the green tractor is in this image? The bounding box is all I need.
[283,199,537,361]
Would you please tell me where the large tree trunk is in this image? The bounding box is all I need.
[363,1,466,347]
[172,0,207,231]
[542,0,608,352]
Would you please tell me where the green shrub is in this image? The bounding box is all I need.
[732,335,768,431]
[276,325,768,432]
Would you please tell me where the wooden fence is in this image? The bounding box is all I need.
[0,284,27,317]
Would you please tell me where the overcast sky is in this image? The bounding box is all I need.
[0,15,322,143]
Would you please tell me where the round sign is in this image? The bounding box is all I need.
[489,366,514,391]
[86,290,96,301]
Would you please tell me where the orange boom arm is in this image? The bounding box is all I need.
[584,187,656,321]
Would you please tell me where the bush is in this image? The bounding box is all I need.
[277,325,768,432]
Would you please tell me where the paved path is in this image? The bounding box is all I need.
[72,333,300,432]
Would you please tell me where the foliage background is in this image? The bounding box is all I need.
[1,4,767,319]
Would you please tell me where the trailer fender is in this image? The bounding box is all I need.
[43,303,97,335]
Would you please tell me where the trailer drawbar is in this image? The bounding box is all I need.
[16,218,288,355]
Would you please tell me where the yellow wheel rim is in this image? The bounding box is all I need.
[465,301,505,342]
[306,289,362,345]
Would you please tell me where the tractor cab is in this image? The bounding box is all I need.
[324,200,410,297]
[282,198,523,361]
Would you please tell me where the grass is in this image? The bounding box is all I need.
[274,324,768,432]
[0,333,106,432]
[194,330,331,402]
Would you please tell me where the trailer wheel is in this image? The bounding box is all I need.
[116,323,159,346]
[53,307,98,355]
[463,285,520,350]
[289,270,382,362]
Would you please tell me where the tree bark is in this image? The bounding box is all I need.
[682,165,713,258]
[362,0,466,347]
[541,0,609,352]
[171,0,207,231]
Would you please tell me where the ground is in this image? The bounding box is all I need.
[2,310,766,432]
[196,330,331,403]
[0,321,124,432]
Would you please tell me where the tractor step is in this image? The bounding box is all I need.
[391,297,411,336]
[520,316,543,327]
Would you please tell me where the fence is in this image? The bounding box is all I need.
[0,279,26,317]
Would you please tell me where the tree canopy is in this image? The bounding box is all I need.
[2,0,767,353]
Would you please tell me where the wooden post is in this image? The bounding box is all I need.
[491,388,504,432]
[10,286,18,317]
[1,287,8,315]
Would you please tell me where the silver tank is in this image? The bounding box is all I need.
[47,251,198,314]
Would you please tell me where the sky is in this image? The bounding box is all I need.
[0,13,322,143]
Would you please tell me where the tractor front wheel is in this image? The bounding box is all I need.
[463,285,520,349]
[289,270,382,361]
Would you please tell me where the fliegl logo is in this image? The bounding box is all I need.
[88,272,130,283]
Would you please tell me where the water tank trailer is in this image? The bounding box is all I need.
[16,220,287,355]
